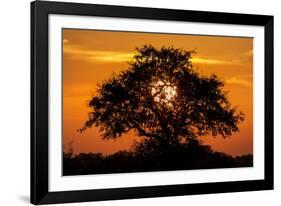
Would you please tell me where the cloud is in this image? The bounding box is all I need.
[63,39,69,44]
[191,57,234,65]
[244,49,253,57]
[64,46,134,63]
[89,51,134,63]
[192,50,253,66]
[64,46,239,66]
[226,77,252,87]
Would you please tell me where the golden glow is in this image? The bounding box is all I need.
[63,41,249,65]
[64,45,135,63]
[151,81,177,106]
[192,57,234,65]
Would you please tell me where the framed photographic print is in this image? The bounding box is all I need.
[31,0,274,204]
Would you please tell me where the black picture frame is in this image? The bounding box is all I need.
[31,0,274,204]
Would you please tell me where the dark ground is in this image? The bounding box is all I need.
[63,140,253,176]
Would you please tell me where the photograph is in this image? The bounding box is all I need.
[30,1,273,204]
[62,29,254,176]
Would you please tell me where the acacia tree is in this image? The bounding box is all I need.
[80,45,244,150]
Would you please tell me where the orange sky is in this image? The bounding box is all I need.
[63,29,253,156]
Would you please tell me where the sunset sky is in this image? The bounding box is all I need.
[63,29,253,156]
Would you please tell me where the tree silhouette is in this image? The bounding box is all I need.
[80,45,244,152]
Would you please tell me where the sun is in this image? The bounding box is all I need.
[151,80,177,106]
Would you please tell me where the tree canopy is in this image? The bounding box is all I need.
[80,45,244,149]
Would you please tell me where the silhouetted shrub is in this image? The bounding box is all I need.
[63,139,253,176]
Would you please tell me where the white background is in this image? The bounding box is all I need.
[0,0,279,205]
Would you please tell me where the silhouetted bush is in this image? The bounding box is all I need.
[63,139,253,176]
